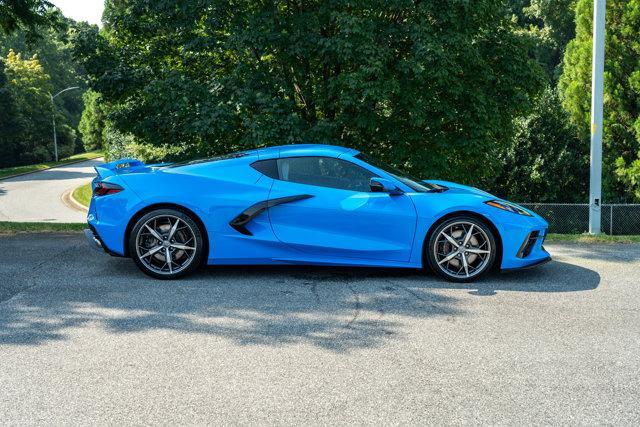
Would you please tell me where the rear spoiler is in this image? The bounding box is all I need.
[94,158,145,179]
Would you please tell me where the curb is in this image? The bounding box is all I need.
[0,156,103,182]
[62,186,89,213]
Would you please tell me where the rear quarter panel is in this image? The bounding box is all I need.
[94,156,271,257]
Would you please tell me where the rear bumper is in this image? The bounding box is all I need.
[84,226,122,257]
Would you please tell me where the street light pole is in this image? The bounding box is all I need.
[589,0,606,234]
[50,86,80,162]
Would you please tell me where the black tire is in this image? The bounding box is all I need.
[426,215,497,283]
[129,208,204,279]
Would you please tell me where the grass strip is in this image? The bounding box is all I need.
[0,222,86,234]
[546,233,640,244]
[72,182,92,207]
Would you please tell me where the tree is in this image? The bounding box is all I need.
[1,17,87,149]
[492,87,588,202]
[0,0,62,41]
[508,0,576,82]
[0,63,23,167]
[74,0,544,183]
[3,49,74,165]
[79,89,106,150]
[560,0,640,202]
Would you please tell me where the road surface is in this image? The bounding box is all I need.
[0,159,101,223]
[0,236,638,424]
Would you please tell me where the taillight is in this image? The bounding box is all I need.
[94,182,124,196]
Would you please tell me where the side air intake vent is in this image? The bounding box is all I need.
[517,231,540,258]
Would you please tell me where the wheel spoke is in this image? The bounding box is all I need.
[168,218,180,240]
[170,243,195,251]
[462,253,469,277]
[438,251,459,265]
[144,224,163,241]
[442,232,459,248]
[140,245,163,259]
[466,248,490,254]
[462,224,474,246]
[165,247,173,273]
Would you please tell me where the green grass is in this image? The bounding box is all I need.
[0,151,102,180]
[0,222,86,234]
[72,182,92,207]
[546,233,640,244]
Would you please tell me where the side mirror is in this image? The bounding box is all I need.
[370,177,403,195]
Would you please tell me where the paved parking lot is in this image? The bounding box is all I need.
[0,234,639,424]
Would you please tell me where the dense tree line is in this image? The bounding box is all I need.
[2,0,640,204]
[74,0,544,186]
[0,15,86,167]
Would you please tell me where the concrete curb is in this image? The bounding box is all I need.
[0,156,103,182]
[62,186,89,213]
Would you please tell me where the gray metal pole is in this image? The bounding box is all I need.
[51,93,58,162]
[49,86,79,163]
[589,0,606,234]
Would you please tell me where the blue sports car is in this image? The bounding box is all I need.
[85,144,550,282]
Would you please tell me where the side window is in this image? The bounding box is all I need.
[250,159,278,179]
[277,157,375,192]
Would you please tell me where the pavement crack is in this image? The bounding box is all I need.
[346,284,361,328]
[387,280,440,310]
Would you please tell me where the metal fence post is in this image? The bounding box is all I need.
[610,205,613,235]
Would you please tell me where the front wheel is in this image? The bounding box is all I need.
[426,216,497,283]
[129,209,205,279]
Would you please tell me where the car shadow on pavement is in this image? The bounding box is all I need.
[0,238,600,351]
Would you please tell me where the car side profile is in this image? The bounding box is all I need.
[85,144,551,282]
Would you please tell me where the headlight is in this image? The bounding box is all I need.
[485,200,533,216]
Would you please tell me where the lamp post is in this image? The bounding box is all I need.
[50,86,79,162]
[589,0,606,234]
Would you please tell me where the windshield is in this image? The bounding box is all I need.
[354,153,441,193]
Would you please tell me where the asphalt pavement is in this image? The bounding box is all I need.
[0,159,101,223]
[1,235,639,424]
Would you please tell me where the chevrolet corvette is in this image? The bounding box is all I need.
[85,144,550,281]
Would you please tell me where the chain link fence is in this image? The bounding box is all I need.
[518,203,640,235]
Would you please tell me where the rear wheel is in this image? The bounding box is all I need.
[426,216,496,283]
[129,209,204,279]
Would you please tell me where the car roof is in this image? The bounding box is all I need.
[256,144,359,159]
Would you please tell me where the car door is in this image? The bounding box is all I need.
[265,156,417,262]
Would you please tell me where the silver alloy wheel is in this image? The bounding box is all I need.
[433,221,492,279]
[135,214,197,275]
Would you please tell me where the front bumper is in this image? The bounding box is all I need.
[501,255,552,272]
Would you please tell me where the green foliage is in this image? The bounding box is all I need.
[508,0,576,82]
[0,17,86,167]
[1,49,75,166]
[0,18,87,140]
[492,87,588,202]
[0,0,63,41]
[75,0,544,184]
[616,155,640,200]
[560,0,640,202]
[79,89,106,150]
[0,63,23,165]
[102,122,184,163]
